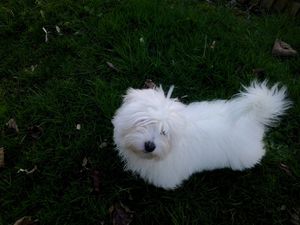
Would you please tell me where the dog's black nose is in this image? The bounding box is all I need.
[144,141,156,152]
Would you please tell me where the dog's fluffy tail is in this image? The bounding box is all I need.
[233,80,291,127]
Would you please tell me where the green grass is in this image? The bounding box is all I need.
[1,0,300,224]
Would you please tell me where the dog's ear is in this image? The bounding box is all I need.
[123,88,138,103]
[125,88,135,96]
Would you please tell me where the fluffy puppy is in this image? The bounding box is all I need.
[112,81,291,189]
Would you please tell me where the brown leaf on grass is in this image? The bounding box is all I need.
[13,216,38,225]
[0,147,4,168]
[261,0,276,9]
[91,169,102,194]
[272,39,298,57]
[143,79,156,89]
[106,62,120,72]
[27,126,43,140]
[109,202,134,225]
[289,2,300,16]
[6,118,19,134]
[252,68,266,77]
[279,163,294,177]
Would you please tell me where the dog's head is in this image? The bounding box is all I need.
[112,86,185,160]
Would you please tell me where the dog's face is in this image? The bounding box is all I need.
[112,87,185,160]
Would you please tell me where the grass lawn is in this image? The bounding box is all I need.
[1,0,300,224]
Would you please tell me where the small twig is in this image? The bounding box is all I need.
[0,147,4,168]
[202,35,208,58]
[42,27,49,42]
[106,61,120,72]
[71,66,103,75]
[17,165,38,174]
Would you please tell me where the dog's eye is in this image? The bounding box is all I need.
[160,130,167,136]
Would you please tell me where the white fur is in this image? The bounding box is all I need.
[112,81,291,189]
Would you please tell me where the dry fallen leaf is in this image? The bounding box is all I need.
[272,39,298,57]
[143,79,156,89]
[27,126,43,140]
[6,118,19,134]
[13,216,38,225]
[289,2,300,16]
[0,147,4,168]
[99,142,108,149]
[252,68,266,77]
[109,203,134,225]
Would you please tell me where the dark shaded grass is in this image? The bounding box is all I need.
[0,0,300,224]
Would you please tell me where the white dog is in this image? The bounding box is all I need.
[112,81,291,189]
